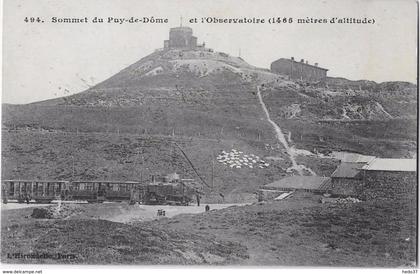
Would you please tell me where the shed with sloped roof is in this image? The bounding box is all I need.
[262,176,331,193]
[330,162,365,196]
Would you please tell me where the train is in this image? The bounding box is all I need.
[1,178,199,205]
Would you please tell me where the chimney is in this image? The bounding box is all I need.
[300,59,304,63]
[305,61,308,64]
[314,63,318,67]
[291,57,294,61]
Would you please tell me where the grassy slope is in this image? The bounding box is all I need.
[1,131,291,201]
[2,85,416,199]
[149,193,417,266]
[262,83,417,158]
[1,50,417,198]
[1,207,248,265]
[2,193,415,266]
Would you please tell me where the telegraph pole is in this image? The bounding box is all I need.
[71,156,75,179]
[211,152,214,190]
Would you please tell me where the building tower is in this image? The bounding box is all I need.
[163,22,198,50]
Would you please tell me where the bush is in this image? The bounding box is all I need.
[31,208,53,219]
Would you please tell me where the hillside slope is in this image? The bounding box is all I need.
[149,192,416,266]
[2,47,417,199]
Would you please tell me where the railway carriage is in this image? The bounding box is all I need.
[1,177,198,205]
[104,181,140,201]
[68,181,143,202]
[1,180,69,203]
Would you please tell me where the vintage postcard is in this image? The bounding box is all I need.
[1,0,418,269]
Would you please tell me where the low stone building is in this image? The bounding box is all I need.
[359,158,417,200]
[331,158,416,200]
[330,162,365,197]
[270,57,328,81]
[330,154,376,197]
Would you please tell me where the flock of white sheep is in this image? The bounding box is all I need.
[216,149,269,169]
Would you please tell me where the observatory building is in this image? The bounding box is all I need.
[164,26,198,50]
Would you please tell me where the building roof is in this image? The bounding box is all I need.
[331,162,365,178]
[331,152,376,163]
[362,158,417,172]
[2,180,70,183]
[272,58,328,71]
[262,176,331,191]
[170,26,193,32]
[72,181,142,184]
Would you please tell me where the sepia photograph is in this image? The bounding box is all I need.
[0,0,418,269]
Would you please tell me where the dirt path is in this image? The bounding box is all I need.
[1,202,249,223]
[1,203,51,210]
[101,203,249,223]
[256,86,316,175]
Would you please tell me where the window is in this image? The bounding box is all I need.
[9,182,14,196]
[112,184,118,191]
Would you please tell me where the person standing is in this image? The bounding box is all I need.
[196,194,200,206]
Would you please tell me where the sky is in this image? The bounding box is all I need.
[2,0,418,104]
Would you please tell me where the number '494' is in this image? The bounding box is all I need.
[24,17,44,23]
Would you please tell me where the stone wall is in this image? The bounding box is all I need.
[331,177,363,197]
[360,170,417,201]
[331,171,417,201]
